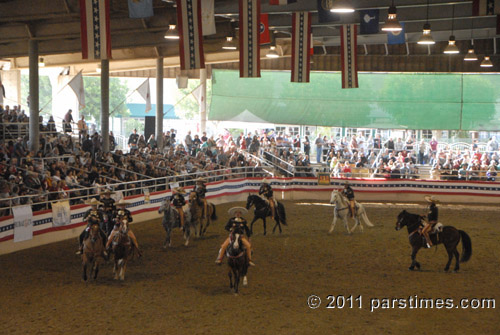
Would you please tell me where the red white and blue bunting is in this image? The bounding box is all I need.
[291,12,311,83]
[239,0,261,78]
[176,0,205,70]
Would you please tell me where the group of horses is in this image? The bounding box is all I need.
[80,186,473,290]
[81,219,136,282]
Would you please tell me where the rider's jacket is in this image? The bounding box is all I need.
[194,183,207,199]
[114,208,133,225]
[83,208,104,225]
[259,184,273,198]
[225,217,251,237]
[427,203,438,223]
[172,193,186,207]
[343,186,355,200]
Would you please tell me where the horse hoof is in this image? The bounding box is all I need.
[184,241,189,247]
[243,277,248,286]
[408,267,415,271]
[328,229,333,234]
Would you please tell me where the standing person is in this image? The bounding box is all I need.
[109,131,116,151]
[185,131,193,155]
[429,137,438,154]
[215,207,254,266]
[315,134,324,163]
[422,195,439,248]
[128,129,139,152]
[63,109,74,134]
[303,135,311,157]
[77,115,88,143]
[259,179,276,219]
[147,134,157,149]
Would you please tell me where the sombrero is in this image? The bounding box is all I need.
[195,177,206,183]
[228,207,248,217]
[100,189,115,196]
[116,199,131,206]
[261,179,270,184]
[424,195,440,204]
[85,198,102,206]
[173,187,186,194]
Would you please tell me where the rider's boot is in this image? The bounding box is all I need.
[76,244,83,255]
[423,233,432,248]
[246,248,255,267]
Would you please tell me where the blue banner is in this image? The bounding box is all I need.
[359,9,379,35]
[128,0,154,19]
[387,22,406,45]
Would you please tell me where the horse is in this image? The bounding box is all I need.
[158,200,192,248]
[245,194,287,235]
[396,210,472,272]
[226,226,249,294]
[188,191,217,237]
[111,219,134,280]
[329,190,373,234]
[81,223,104,282]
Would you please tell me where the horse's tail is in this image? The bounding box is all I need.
[277,202,287,225]
[360,211,374,227]
[210,203,217,220]
[459,230,472,263]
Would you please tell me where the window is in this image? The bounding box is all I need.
[479,131,489,140]
[275,126,286,134]
[421,130,433,140]
[346,128,357,138]
[441,131,449,139]
[288,126,299,137]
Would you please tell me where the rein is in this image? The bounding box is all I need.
[227,251,245,259]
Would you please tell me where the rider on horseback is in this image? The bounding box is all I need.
[194,177,208,219]
[216,207,255,266]
[99,189,116,235]
[171,187,187,228]
[259,179,276,219]
[76,198,107,256]
[422,195,439,248]
[106,199,141,255]
[342,181,355,218]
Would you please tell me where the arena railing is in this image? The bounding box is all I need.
[0,166,268,216]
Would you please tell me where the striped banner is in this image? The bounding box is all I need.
[340,24,358,89]
[291,12,311,83]
[239,0,261,78]
[176,0,205,70]
[79,0,112,60]
[472,0,500,16]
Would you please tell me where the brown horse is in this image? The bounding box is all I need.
[188,191,217,237]
[396,210,472,272]
[111,220,134,280]
[82,223,104,282]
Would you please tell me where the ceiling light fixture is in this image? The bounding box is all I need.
[417,0,435,45]
[96,63,101,73]
[325,0,355,14]
[266,45,280,58]
[164,25,179,40]
[464,20,477,61]
[480,56,493,67]
[381,0,402,32]
[38,57,45,67]
[443,5,459,54]
[222,36,237,50]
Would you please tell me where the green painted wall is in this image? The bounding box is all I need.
[209,70,500,130]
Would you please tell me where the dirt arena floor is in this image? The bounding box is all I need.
[0,200,499,335]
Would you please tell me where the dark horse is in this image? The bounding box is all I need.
[81,223,104,282]
[245,194,287,235]
[396,210,472,272]
[227,225,249,294]
[111,220,134,280]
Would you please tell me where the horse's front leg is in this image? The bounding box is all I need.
[249,217,259,236]
[93,260,99,280]
[82,262,88,282]
[228,270,233,289]
[184,225,190,247]
[272,217,281,234]
[409,246,421,271]
[329,211,338,234]
[343,215,351,234]
[262,217,267,236]
[202,216,211,236]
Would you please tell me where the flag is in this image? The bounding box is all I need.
[51,200,71,227]
[291,12,311,83]
[137,78,152,113]
[68,71,85,109]
[128,0,153,19]
[13,205,33,242]
[79,0,112,60]
[270,0,297,5]
[176,0,205,70]
[472,0,500,16]
[239,0,261,78]
[317,0,340,23]
[260,13,270,45]
[201,0,216,36]
[359,9,379,35]
[340,24,358,89]
[387,22,405,45]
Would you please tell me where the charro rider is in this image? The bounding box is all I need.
[342,181,356,218]
[99,189,116,235]
[259,179,276,219]
[194,177,208,219]
[76,198,107,256]
[215,207,255,266]
[171,187,187,228]
[422,195,439,248]
[106,199,141,255]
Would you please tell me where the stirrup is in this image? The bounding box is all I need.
[248,261,256,266]
[215,259,222,265]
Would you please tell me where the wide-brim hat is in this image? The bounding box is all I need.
[85,198,102,206]
[173,187,186,194]
[228,207,248,217]
[261,179,270,184]
[424,195,440,204]
[116,199,131,206]
[100,189,115,196]
[195,177,206,183]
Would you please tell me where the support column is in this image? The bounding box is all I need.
[156,58,164,149]
[101,59,109,152]
[28,40,39,152]
[199,68,207,133]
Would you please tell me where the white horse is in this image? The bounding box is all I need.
[329,190,374,234]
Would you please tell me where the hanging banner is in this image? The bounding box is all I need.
[177,0,205,70]
[239,0,261,78]
[291,11,312,83]
[52,200,71,227]
[13,205,33,242]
